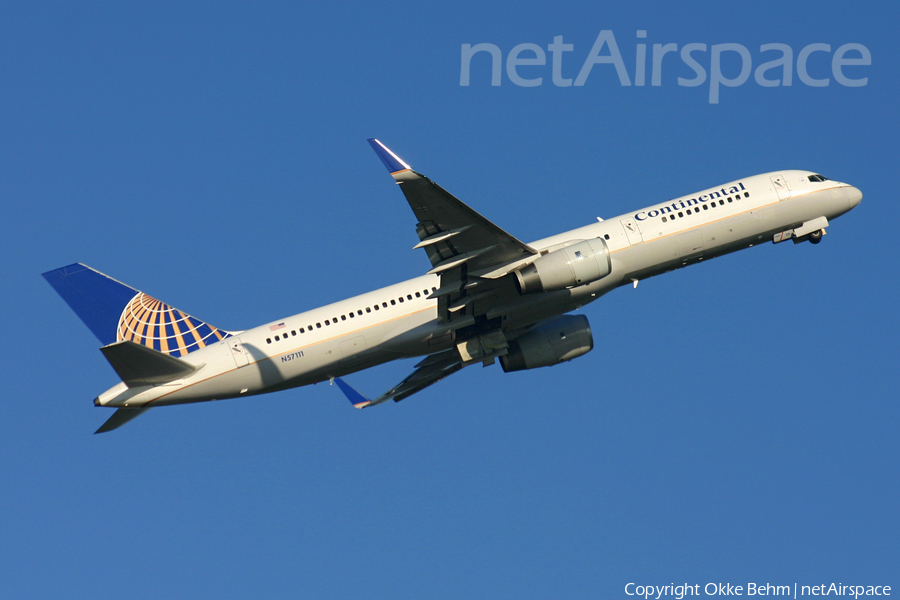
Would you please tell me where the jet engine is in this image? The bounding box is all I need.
[499,315,594,372]
[514,238,611,295]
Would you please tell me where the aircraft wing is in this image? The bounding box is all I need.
[334,349,464,408]
[369,139,539,325]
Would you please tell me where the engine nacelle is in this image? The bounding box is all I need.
[514,238,611,295]
[499,315,594,372]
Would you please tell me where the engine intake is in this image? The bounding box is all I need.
[514,238,611,295]
[500,315,594,372]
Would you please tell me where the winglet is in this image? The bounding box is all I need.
[334,378,372,409]
[367,139,413,179]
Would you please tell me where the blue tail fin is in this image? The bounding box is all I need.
[43,263,231,357]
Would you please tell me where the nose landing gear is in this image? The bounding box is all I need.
[792,228,825,245]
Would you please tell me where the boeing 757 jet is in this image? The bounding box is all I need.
[43,140,862,432]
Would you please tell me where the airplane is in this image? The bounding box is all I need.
[43,139,862,433]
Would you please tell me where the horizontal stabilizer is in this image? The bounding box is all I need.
[100,340,199,387]
[96,407,149,434]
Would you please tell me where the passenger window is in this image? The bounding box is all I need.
[341,315,346,321]
[374,305,379,311]
[349,313,354,318]
[391,300,396,305]
[291,330,296,336]
[662,216,667,222]
[687,209,692,215]
[604,234,610,240]
[266,338,272,344]
[300,328,305,333]
[407,294,412,300]
[382,302,388,308]
[366,307,372,313]
[727,197,732,203]
[357,310,363,315]
[678,212,684,217]
[316,323,321,328]
[274,335,280,341]
[398,297,404,303]
[325,320,330,325]
[415,292,421,298]
[432,287,437,292]
[703,204,708,210]
[719,200,724,205]
[744,192,749,198]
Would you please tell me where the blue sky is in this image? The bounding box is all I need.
[2,2,897,598]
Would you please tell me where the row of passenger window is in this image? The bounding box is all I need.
[266,286,439,344]
[661,191,751,223]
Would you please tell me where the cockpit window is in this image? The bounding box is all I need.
[808,174,829,182]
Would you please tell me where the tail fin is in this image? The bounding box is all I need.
[43,263,231,357]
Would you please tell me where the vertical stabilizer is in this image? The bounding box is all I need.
[43,263,231,357]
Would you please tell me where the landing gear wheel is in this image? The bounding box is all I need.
[809,229,823,244]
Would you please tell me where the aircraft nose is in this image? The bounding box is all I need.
[846,185,863,209]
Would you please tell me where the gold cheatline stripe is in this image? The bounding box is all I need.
[143,305,435,406]
[615,187,830,249]
[143,184,843,403]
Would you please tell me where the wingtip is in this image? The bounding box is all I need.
[334,377,372,409]
[367,138,411,175]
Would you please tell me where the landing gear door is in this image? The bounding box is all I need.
[619,217,644,245]
[229,337,250,368]
[771,174,791,200]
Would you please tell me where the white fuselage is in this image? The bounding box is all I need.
[96,171,861,409]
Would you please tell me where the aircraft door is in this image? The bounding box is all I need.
[771,174,791,200]
[619,217,644,245]
[229,337,250,368]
